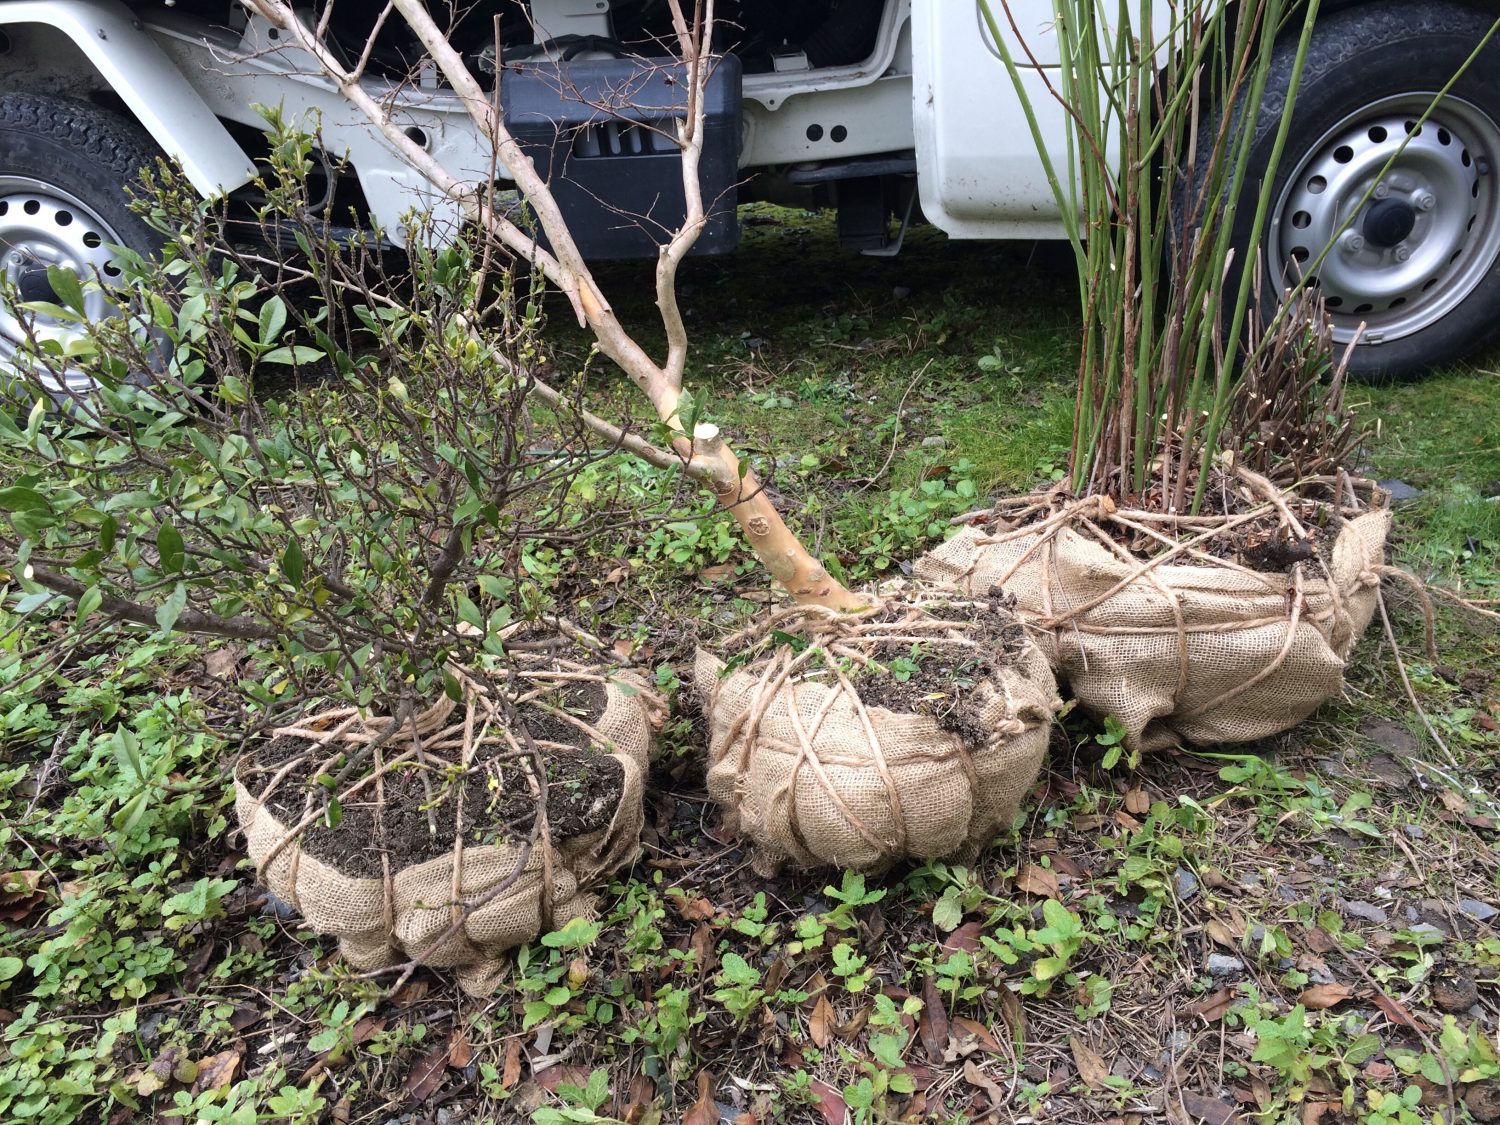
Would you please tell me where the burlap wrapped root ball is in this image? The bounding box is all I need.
[697,588,1060,874]
[235,632,660,995]
[915,481,1391,753]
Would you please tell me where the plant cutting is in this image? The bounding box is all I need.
[0,140,675,989]
[1,0,1058,894]
[917,0,1419,752]
[214,0,1059,873]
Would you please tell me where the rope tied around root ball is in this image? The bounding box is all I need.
[698,585,1060,874]
[235,624,660,995]
[919,468,1401,751]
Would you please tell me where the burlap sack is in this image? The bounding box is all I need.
[915,484,1390,753]
[697,590,1060,874]
[236,637,658,995]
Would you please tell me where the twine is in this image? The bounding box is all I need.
[948,473,1390,719]
[709,594,1024,861]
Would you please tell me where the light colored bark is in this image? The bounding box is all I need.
[245,0,865,609]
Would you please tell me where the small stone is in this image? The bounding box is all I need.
[1377,478,1424,503]
[1207,954,1246,978]
[1460,899,1498,922]
[921,435,946,448]
[1156,1030,1191,1067]
[1174,867,1200,901]
[1402,824,1425,840]
[1343,900,1389,925]
[892,285,912,300]
[1407,923,1446,942]
[261,891,299,920]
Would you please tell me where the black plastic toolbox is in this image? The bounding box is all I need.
[502,54,743,260]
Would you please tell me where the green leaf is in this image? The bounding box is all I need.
[0,956,23,982]
[45,265,86,314]
[156,521,185,574]
[75,585,103,622]
[155,582,188,634]
[280,538,304,586]
[442,669,463,703]
[541,916,601,950]
[261,345,324,366]
[0,485,51,514]
[258,295,289,346]
[931,888,965,933]
[717,952,760,986]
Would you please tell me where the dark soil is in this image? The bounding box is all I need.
[992,488,1350,573]
[520,678,607,750]
[720,591,1031,748]
[246,726,624,879]
[851,593,1030,746]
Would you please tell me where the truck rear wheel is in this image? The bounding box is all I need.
[0,94,163,397]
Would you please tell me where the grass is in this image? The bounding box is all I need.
[1,207,1498,1125]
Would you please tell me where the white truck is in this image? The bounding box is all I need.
[2,0,1498,384]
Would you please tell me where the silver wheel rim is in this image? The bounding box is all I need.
[1270,94,1500,347]
[0,175,126,394]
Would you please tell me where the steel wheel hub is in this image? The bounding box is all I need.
[1271,94,1500,346]
[0,175,125,393]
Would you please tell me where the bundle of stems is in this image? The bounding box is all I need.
[981,0,1324,513]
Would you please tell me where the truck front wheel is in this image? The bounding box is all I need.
[0,94,163,397]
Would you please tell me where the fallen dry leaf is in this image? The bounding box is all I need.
[950,1016,1002,1055]
[1070,1036,1111,1090]
[404,1042,449,1102]
[942,921,983,955]
[1372,990,1423,1030]
[809,995,834,1048]
[203,645,243,679]
[1206,917,1243,949]
[810,1078,847,1125]
[447,1028,472,1069]
[1301,1100,1342,1125]
[534,1064,590,1093]
[228,1005,261,1033]
[390,977,430,1007]
[963,1059,1007,1106]
[1181,988,1235,1022]
[351,1015,386,1045]
[683,1072,718,1125]
[690,923,716,978]
[1177,1090,1242,1125]
[1124,788,1151,815]
[501,1038,522,1089]
[612,638,635,661]
[673,896,717,922]
[1298,983,1354,1011]
[996,986,1026,1044]
[698,563,736,583]
[1015,864,1060,899]
[1440,790,1471,814]
[192,1050,240,1094]
[920,978,950,1064]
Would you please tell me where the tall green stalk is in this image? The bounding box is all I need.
[979,0,1312,511]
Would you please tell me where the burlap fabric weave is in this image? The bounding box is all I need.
[915,479,1390,753]
[236,633,657,996]
[697,589,1059,874]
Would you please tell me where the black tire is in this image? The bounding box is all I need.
[1233,2,1500,383]
[0,94,163,395]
